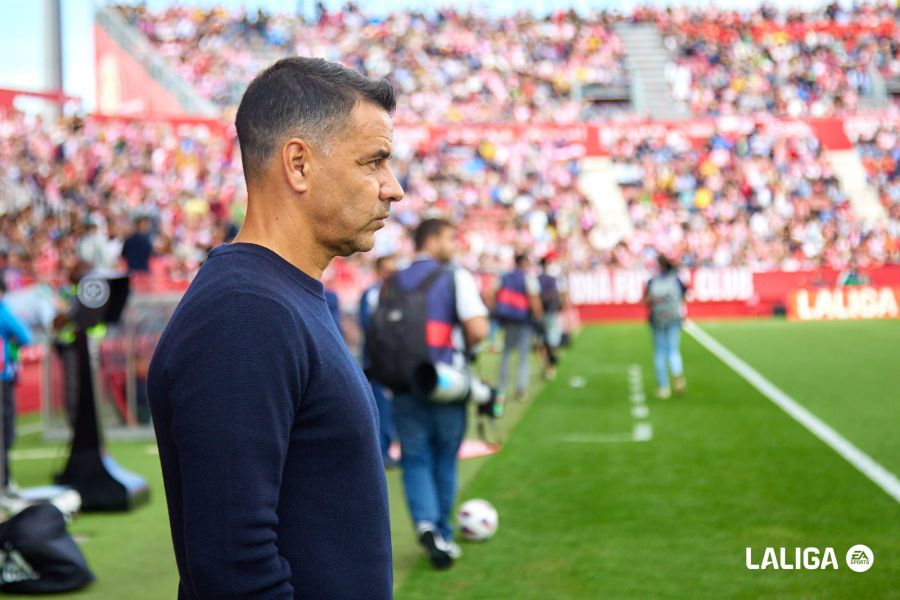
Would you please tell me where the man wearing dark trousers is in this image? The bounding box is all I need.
[391,219,489,569]
[148,58,404,599]
[494,254,543,400]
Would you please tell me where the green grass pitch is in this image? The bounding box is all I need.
[7,319,899,599]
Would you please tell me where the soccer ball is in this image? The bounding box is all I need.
[457,499,498,541]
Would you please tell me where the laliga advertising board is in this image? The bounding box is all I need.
[788,287,900,321]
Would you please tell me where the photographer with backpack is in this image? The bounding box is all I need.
[366,218,490,569]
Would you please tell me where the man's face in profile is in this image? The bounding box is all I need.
[311,101,404,257]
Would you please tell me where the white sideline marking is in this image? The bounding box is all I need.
[569,376,587,388]
[10,448,66,461]
[586,365,639,374]
[560,422,652,444]
[10,445,160,461]
[561,365,652,443]
[633,422,653,441]
[17,423,44,437]
[560,433,635,443]
[684,321,900,504]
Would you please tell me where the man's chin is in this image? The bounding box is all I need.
[337,235,376,257]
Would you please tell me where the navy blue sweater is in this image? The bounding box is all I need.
[148,243,392,599]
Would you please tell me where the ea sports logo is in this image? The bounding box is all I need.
[78,278,111,309]
[845,544,874,573]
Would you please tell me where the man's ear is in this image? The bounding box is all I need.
[282,138,311,194]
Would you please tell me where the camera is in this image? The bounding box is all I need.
[412,362,505,418]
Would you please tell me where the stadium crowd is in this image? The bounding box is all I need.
[115,2,900,121]
[853,121,900,237]
[608,124,899,270]
[0,111,599,297]
[1,3,900,298]
[654,3,899,117]
[116,3,628,123]
[2,109,898,300]
[0,113,242,288]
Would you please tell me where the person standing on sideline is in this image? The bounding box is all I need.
[78,218,116,273]
[644,254,688,399]
[493,254,543,400]
[390,219,489,569]
[359,254,399,468]
[148,57,403,599]
[121,215,154,274]
[0,277,32,489]
[537,256,566,380]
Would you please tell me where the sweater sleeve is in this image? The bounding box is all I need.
[164,293,302,599]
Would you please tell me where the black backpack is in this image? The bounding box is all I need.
[365,266,452,393]
[0,504,94,594]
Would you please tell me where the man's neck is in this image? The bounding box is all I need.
[234,204,332,280]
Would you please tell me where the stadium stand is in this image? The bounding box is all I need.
[607,123,896,270]
[0,113,242,290]
[1,3,899,297]
[652,3,896,117]
[114,4,630,121]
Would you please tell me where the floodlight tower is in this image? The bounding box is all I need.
[44,0,64,114]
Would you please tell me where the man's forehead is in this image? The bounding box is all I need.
[348,101,393,143]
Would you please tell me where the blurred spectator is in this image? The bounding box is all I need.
[493,253,543,401]
[0,277,32,488]
[643,254,687,399]
[78,218,115,273]
[122,216,154,274]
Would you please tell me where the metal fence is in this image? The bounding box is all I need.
[42,295,181,442]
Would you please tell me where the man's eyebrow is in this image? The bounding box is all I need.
[360,148,393,162]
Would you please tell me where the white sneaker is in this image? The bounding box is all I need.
[441,540,463,560]
[416,523,452,569]
[657,386,671,399]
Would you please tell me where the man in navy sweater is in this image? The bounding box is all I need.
[148,57,404,599]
